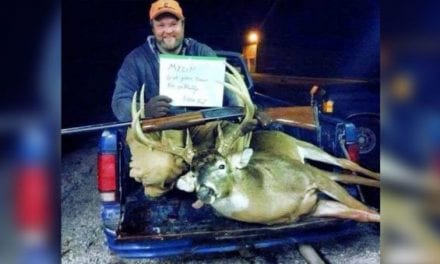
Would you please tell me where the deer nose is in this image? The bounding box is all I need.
[197,185,215,203]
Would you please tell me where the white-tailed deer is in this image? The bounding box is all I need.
[177,62,380,224]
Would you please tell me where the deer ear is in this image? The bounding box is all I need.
[237,148,253,169]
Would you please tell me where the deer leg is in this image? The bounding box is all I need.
[328,173,380,188]
[312,166,375,212]
[312,200,380,222]
[298,140,380,180]
[337,158,380,180]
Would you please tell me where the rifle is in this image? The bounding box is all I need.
[61,106,316,135]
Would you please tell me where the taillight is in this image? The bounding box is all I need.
[346,143,360,162]
[342,123,359,162]
[97,153,117,202]
[15,166,51,233]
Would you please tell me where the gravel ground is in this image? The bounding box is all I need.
[61,136,380,264]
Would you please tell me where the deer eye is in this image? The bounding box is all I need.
[218,164,225,170]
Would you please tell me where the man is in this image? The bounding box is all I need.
[111,0,218,122]
[111,0,247,197]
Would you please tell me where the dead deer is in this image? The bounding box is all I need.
[127,85,195,197]
[177,62,380,224]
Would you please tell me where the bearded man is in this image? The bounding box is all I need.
[112,0,219,122]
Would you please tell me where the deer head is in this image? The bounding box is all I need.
[177,62,257,193]
[193,148,254,204]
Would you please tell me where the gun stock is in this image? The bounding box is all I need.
[140,111,206,132]
[262,106,317,130]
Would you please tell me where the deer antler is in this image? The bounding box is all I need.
[131,85,195,163]
[216,62,256,156]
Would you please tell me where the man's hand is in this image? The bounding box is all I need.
[145,95,172,118]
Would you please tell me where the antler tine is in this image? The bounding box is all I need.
[215,122,224,151]
[131,86,157,149]
[185,128,193,149]
[225,62,255,149]
[216,62,256,155]
[225,63,247,92]
[225,73,245,106]
[225,72,252,122]
[225,63,253,103]
[140,83,146,119]
[225,73,254,150]
[225,62,255,120]
[130,85,195,163]
[133,102,155,150]
[184,128,195,162]
[131,90,138,125]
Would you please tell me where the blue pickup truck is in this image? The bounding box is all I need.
[96,51,370,259]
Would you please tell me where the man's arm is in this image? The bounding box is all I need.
[112,53,143,122]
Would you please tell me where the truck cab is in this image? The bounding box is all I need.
[96,51,366,258]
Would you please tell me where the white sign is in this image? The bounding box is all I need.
[159,55,226,107]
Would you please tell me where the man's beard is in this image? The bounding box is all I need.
[157,35,183,53]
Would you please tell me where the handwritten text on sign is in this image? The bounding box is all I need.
[159,55,226,107]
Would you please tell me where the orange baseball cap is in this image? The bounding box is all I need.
[149,0,184,20]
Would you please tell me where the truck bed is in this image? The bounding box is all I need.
[116,186,348,241]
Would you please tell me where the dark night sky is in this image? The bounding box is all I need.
[62,0,379,127]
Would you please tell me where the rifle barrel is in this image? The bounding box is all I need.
[61,121,131,135]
